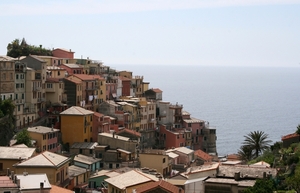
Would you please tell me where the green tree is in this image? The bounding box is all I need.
[243,179,275,193]
[243,131,272,158]
[0,99,16,146]
[7,38,52,58]
[296,124,300,135]
[285,167,300,192]
[238,145,254,162]
[15,129,32,147]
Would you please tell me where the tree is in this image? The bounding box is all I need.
[243,131,272,158]
[296,124,300,135]
[15,129,32,147]
[0,99,16,146]
[243,179,275,193]
[238,145,254,162]
[6,38,52,58]
[285,167,300,192]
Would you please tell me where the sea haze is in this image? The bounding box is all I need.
[111,64,300,155]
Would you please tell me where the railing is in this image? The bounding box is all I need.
[37,98,45,102]
[32,87,41,91]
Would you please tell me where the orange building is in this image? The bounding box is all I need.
[60,106,94,147]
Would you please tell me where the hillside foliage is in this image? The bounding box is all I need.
[7,38,52,58]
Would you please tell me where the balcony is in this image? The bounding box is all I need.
[32,87,42,91]
[37,98,45,103]
[15,99,25,104]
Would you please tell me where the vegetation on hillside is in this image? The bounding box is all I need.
[15,129,32,147]
[6,38,52,58]
[239,127,300,192]
[0,99,16,146]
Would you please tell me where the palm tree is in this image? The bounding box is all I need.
[243,131,272,158]
[238,145,254,162]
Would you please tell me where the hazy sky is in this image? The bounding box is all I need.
[1,0,300,67]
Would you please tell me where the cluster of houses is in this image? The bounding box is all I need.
[0,49,279,192]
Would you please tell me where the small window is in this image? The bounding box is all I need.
[163,158,166,163]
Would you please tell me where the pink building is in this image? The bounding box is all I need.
[52,48,75,59]
[93,112,112,141]
[159,125,186,149]
[60,64,83,75]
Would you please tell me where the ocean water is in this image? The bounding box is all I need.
[111,64,300,155]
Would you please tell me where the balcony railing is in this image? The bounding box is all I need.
[32,87,42,91]
[37,98,45,102]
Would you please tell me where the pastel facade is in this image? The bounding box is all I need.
[139,149,172,177]
[60,106,94,147]
[27,126,60,153]
[0,56,15,100]
[13,151,70,186]
[14,61,27,129]
[105,170,158,193]
[0,146,36,174]
[52,48,74,59]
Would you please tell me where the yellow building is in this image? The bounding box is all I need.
[60,106,94,147]
[139,149,172,177]
[0,146,36,174]
[13,151,70,186]
[27,126,60,153]
[116,101,140,131]
[105,170,158,193]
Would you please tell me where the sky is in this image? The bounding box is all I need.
[1,0,300,67]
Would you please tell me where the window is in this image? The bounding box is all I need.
[79,149,82,154]
[89,149,93,154]
[188,123,191,127]
[90,127,92,132]
[163,158,166,163]
[177,135,179,139]
[16,74,19,79]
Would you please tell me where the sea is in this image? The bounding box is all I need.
[110,64,300,156]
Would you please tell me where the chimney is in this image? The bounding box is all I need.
[6,168,10,176]
[234,171,240,181]
[16,178,20,187]
[11,171,14,180]
[40,182,44,193]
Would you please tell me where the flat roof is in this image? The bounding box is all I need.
[28,126,59,134]
[205,177,256,187]
[99,133,130,141]
[74,154,101,165]
[0,146,35,160]
[16,173,51,190]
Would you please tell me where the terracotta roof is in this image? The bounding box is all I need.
[50,185,74,193]
[73,74,105,81]
[152,88,162,93]
[46,78,61,83]
[282,133,300,140]
[227,154,241,161]
[94,112,105,118]
[135,180,184,193]
[64,76,82,84]
[194,149,212,161]
[117,128,141,137]
[53,48,75,53]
